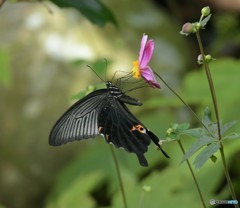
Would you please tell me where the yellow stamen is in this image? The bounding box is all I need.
[131,60,141,79]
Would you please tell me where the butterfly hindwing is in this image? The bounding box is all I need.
[98,97,152,166]
[49,89,108,146]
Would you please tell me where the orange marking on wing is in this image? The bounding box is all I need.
[98,126,103,133]
[130,124,146,134]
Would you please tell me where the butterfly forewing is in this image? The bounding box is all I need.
[49,89,107,146]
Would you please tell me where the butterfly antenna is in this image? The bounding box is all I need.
[115,71,133,87]
[104,58,108,81]
[86,65,105,82]
[111,70,117,83]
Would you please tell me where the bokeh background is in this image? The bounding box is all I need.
[0,0,240,207]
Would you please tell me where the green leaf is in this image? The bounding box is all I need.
[181,128,206,138]
[194,142,220,169]
[175,123,190,131]
[167,123,190,140]
[180,135,214,163]
[202,107,212,126]
[182,59,240,121]
[201,14,212,27]
[221,120,238,135]
[223,132,240,140]
[50,0,117,26]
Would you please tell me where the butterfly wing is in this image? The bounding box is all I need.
[98,97,154,166]
[49,89,107,146]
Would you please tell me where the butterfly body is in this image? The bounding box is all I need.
[49,81,169,166]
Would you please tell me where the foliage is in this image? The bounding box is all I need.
[44,139,230,208]
[50,0,117,26]
[167,107,239,170]
[183,58,240,121]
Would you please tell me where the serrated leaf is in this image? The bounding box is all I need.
[221,120,238,135]
[201,14,212,27]
[208,123,219,137]
[181,128,207,138]
[50,0,117,26]
[194,142,220,169]
[176,123,190,131]
[223,132,240,140]
[202,107,212,126]
[180,135,214,164]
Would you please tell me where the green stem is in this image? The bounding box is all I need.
[195,31,221,138]
[219,143,238,202]
[154,72,211,135]
[178,140,206,208]
[109,145,128,208]
[196,31,238,206]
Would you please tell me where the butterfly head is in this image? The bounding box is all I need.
[106,81,113,88]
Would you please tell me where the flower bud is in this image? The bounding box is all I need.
[166,128,174,135]
[195,22,203,30]
[205,54,216,63]
[180,22,195,35]
[197,54,215,64]
[205,54,212,62]
[197,54,204,64]
[201,6,211,17]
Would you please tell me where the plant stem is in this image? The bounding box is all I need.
[196,31,238,206]
[178,140,206,208]
[154,72,211,135]
[195,31,221,138]
[109,145,128,208]
[219,142,238,202]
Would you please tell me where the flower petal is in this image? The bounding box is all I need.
[139,34,148,64]
[140,66,160,88]
[139,39,154,68]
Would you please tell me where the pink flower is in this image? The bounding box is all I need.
[131,34,160,88]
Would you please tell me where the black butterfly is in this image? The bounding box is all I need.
[49,81,169,166]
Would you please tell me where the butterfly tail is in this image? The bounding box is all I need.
[146,130,170,158]
[137,153,148,167]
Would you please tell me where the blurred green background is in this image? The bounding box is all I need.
[0,0,240,208]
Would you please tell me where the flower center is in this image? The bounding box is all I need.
[131,60,141,79]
